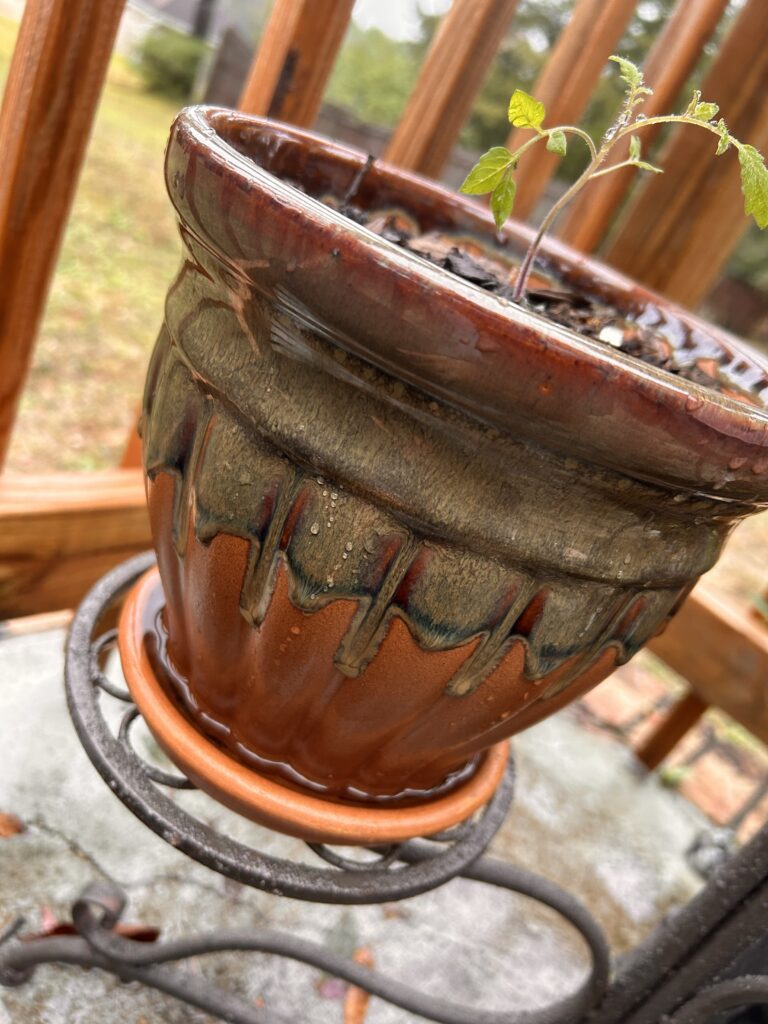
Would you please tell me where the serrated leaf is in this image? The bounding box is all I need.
[737,144,768,229]
[629,134,641,161]
[609,54,644,91]
[693,101,719,121]
[546,129,567,156]
[508,89,546,131]
[490,174,516,228]
[459,147,514,195]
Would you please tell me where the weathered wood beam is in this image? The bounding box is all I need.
[0,470,150,618]
[560,0,729,253]
[0,0,126,469]
[384,0,520,177]
[238,0,355,126]
[635,690,709,771]
[647,580,768,746]
[603,0,768,306]
[507,0,637,221]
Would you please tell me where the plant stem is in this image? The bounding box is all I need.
[560,126,599,160]
[511,153,606,301]
[510,114,726,302]
[615,114,725,143]
[591,158,640,178]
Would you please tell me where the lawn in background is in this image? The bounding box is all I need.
[1,14,181,471]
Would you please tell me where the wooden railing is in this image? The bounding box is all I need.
[1,0,767,620]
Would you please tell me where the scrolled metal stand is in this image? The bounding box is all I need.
[1,553,766,1024]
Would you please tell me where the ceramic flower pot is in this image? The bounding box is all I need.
[122,105,768,841]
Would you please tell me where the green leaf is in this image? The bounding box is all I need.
[693,100,719,121]
[609,54,644,91]
[508,89,546,131]
[737,143,768,229]
[684,90,702,116]
[629,134,641,161]
[459,147,514,195]
[715,119,731,155]
[490,174,516,228]
[546,129,567,156]
[635,160,663,174]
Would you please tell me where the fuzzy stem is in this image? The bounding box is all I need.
[615,114,725,142]
[591,158,645,178]
[511,154,606,301]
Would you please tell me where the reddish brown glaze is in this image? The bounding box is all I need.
[135,107,768,807]
[120,566,510,844]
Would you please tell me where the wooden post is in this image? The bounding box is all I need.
[602,0,768,306]
[635,691,709,771]
[238,0,355,126]
[0,0,126,470]
[647,581,768,747]
[384,0,520,178]
[560,0,729,253]
[507,0,638,221]
[121,414,143,469]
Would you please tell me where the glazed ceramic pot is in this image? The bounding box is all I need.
[127,106,768,836]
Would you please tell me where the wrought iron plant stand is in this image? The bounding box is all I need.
[1,552,767,1024]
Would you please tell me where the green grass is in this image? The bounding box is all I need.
[1,17,183,471]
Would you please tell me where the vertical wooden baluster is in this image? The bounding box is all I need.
[508,0,638,222]
[560,0,729,253]
[603,0,768,306]
[384,0,520,178]
[238,0,356,126]
[121,0,357,468]
[635,691,709,771]
[0,0,127,470]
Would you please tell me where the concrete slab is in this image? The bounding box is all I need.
[0,626,709,1023]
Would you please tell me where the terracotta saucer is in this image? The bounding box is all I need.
[118,567,510,846]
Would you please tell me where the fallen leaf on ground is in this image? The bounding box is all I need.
[0,813,24,838]
[343,946,375,1024]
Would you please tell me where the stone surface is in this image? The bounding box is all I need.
[0,626,709,1023]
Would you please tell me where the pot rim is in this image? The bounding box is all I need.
[118,567,511,845]
[165,106,768,503]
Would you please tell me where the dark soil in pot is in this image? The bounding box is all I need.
[327,196,758,403]
[132,108,768,822]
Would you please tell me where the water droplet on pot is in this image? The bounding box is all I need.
[345,541,353,552]
[331,492,338,500]
[310,522,320,535]
[686,394,702,411]
[322,489,328,497]
[624,554,632,564]
[290,626,301,636]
